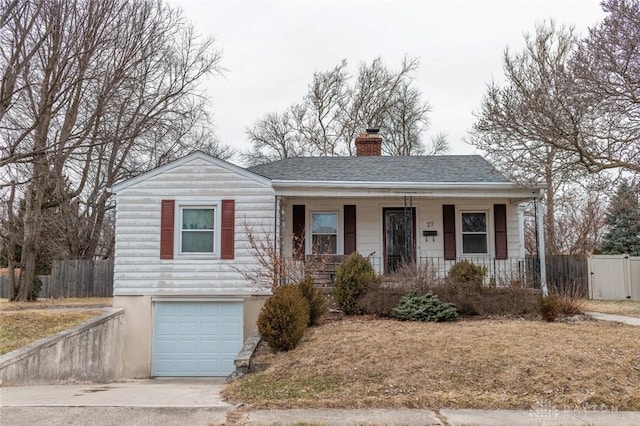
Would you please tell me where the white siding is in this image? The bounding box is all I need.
[114,157,275,296]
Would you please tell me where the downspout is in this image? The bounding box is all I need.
[274,195,281,288]
[536,190,548,296]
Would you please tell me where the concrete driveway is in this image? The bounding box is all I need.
[0,379,231,426]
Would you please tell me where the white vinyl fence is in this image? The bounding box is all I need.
[588,255,640,300]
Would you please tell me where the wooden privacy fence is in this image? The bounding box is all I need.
[0,259,114,299]
[526,255,589,297]
[589,255,640,300]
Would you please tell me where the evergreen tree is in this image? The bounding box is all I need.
[600,181,640,255]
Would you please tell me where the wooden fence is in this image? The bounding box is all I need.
[526,255,589,297]
[0,259,114,299]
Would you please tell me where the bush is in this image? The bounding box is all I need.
[257,285,309,351]
[386,261,442,294]
[538,294,561,322]
[392,291,458,322]
[432,280,540,318]
[297,276,326,325]
[447,260,487,286]
[552,282,586,316]
[333,253,379,315]
[357,284,408,317]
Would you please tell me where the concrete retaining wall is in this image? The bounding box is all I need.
[0,308,124,386]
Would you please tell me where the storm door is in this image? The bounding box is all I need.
[383,207,416,273]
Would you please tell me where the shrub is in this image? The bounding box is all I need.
[432,280,540,318]
[357,284,408,317]
[297,276,326,325]
[538,294,561,322]
[386,261,442,294]
[447,260,487,286]
[552,282,586,316]
[392,291,458,322]
[333,253,379,315]
[257,285,309,351]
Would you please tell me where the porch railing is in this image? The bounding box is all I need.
[289,254,587,294]
[296,255,535,288]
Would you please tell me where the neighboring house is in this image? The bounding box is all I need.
[111,129,545,378]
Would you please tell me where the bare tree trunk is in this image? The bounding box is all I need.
[544,148,556,255]
[6,180,18,301]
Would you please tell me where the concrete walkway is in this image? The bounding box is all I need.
[586,311,640,326]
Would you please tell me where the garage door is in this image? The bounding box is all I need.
[153,301,243,377]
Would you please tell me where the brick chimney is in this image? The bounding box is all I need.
[355,128,382,156]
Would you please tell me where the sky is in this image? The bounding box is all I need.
[170,0,606,159]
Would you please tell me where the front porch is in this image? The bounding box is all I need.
[300,254,541,289]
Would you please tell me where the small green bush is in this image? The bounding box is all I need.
[392,291,459,322]
[538,294,561,322]
[298,276,326,326]
[333,253,379,315]
[447,260,487,286]
[257,285,309,351]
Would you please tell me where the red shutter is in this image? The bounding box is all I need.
[160,200,175,259]
[443,204,456,261]
[292,204,305,260]
[221,200,235,259]
[344,205,357,254]
[494,204,508,260]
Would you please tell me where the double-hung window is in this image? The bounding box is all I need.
[311,212,338,254]
[181,207,216,253]
[461,212,488,254]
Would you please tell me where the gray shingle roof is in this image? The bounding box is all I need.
[247,155,511,183]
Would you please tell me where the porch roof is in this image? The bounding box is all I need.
[247,155,510,183]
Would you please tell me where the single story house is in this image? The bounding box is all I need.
[111,129,546,378]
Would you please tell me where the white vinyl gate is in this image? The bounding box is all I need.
[588,255,640,300]
[152,301,243,377]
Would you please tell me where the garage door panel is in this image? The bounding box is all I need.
[153,301,243,377]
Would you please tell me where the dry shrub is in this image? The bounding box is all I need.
[551,282,586,316]
[539,294,561,322]
[257,285,309,351]
[385,261,442,293]
[432,279,539,318]
[357,285,407,317]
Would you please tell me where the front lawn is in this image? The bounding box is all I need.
[585,299,640,318]
[225,317,640,410]
[0,298,110,355]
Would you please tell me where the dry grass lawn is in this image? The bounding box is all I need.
[0,298,110,355]
[585,299,640,318]
[225,317,640,411]
[0,297,112,311]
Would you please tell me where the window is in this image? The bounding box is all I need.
[461,212,488,254]
[181,207,215,253]
[311,212,337,254]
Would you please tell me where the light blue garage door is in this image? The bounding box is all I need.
[153,301,243,377]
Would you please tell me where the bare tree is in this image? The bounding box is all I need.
[0,0,228,300]
[468,21,602,254]
[565,0,640,174]
[243,57,448,165]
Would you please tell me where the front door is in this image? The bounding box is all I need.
[383,207,416,273]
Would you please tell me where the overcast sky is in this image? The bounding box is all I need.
[171,0,605,159]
